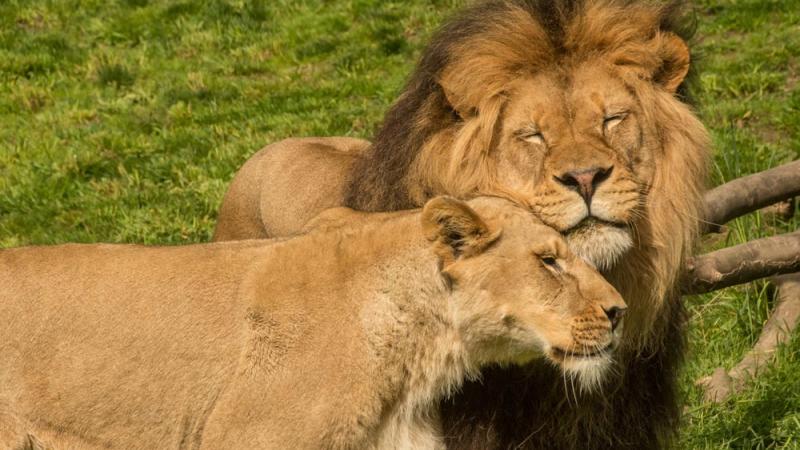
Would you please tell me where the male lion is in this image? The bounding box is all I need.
[0,197,626,450]
[213,1,709,448]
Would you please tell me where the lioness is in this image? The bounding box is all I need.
[0,197,625,450]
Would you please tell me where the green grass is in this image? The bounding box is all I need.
[0,0,798,447]
[680,1,800,448]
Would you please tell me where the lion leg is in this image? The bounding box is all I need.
[0,404,32,450]
[0,412,104,450]
[0,400,51,450]
[199,380,287,449]
[213,137,370,242]
[0,396,106,450]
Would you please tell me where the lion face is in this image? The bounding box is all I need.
[360,4,709,348]
[492,64,658,271]
[423,197,627,390]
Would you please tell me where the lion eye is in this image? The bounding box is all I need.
[603,113,627,133]
[520,132,544,145]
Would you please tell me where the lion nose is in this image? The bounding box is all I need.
[554,166,613,204]
[603,305,627,331]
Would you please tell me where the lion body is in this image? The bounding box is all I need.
[213,137,369,241]
[213,1,710,448]
[1,197,625,450]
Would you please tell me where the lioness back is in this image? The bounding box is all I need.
[0,242,265,449]
[0,232,393,449]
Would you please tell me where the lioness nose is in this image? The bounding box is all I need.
[603,305,627,331]
[555,166,613,204]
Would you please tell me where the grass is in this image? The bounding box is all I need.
[0,0,798,447]
[680,1,800,448]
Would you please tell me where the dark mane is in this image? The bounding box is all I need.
[344,0,695,211]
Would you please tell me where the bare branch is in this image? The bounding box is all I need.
[703,160,800,233]
[682,231,800,295]
[696,273,800,402]
[759,198,796,221]
[688,164,800,399]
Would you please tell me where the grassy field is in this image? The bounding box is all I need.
[1,0,798,447]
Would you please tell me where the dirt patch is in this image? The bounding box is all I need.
[784,63,798,93]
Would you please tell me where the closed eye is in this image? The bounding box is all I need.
[515,128,545,145]
[603,113,627,133]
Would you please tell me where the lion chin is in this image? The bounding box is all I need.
[564,220,633,272]
[546,345,615,394]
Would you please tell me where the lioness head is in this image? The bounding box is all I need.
[422,196,627,389]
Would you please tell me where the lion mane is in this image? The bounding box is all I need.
[345,1,709,449]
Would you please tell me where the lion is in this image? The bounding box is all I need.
[214,136,370,240]
[0,196,626,450]
[212,1,710,448]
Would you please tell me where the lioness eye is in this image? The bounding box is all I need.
[603,113,627,133]
[539,255,562,272]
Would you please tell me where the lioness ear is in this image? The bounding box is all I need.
[655,32,691,93]
[421,196,501,266]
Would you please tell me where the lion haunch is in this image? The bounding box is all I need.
[0,197,625,450]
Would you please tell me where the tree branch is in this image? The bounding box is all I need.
[703,160,800,233]
[682,231,800,295]
[759,198,795,221]
[688,163,800,401]
[696,272,800,402]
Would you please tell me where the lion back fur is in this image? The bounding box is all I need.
[345,1,707,449]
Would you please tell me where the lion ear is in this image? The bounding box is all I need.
[439,81,475,120]
[654,32,691,93]
[421,196,502,267]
